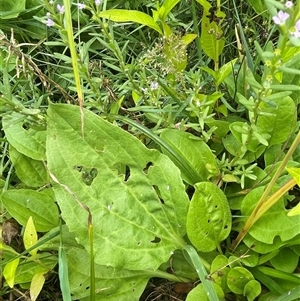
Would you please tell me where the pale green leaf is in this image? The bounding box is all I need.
[186,182,231,252]
[243,279,261,301]
[30,273,45,301]
[46,103,189,271]
[3,258,20,288]
[227,267,254,294]
[1,189,59,231]
[216,58,238,86]
[186,283,224,301]
[95,10,162,34]
[24,216,38,257]
[241,187,300,244]
[180,33,197,46]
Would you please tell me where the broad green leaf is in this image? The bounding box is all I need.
[241,187,300,244]
[3,258,20,288]
[3,113,46,160]
[95,10,162,34]
[256,97,297,146]
[216,58,238,86]
[186,182,231,252]
[9,145,48,187]
[243,279,261,301]
[24,216,38,257]
[160,129,219,185]
[30,273,45,301]
[159,0,180,21]
[227,267,254,294]
[14,253,57,284]
[46,103,189,271]
[186,283,224,301]
[270,248,299,273]
[67,247,150,301]
[0,0,26,19]
[1,189,59,231]
[200,6,225,62]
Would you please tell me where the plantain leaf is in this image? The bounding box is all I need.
[46,103,189,271]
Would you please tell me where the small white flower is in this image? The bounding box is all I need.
[77,3,85,9]
[57,4,65,14]
[285,1,293,8]
[272,10,290,25]
[95,0,101,5]
[150,81,159,90]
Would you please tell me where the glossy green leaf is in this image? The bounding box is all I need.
[270,248,299,273]
[186,283,225,301]
[95,10,162,34]
[46,103,189,271]
[243,279,261,301]
[256,97,297,146]
[160,129,219,185]
[3,258,20,288]
[3,113,46,160]
[24,216,38,257]
[1,189,59,232]
[9,145,48,187]
[241,187,300,245]
[30,272,45,301]
[227,267,254,294]
[186,182,231,252]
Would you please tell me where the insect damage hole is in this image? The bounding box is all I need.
[152,185,165,205]
[151,236,161,243]
[143,161,153,175]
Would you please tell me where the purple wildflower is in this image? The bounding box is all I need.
[285,1,293,8]
[272,10,290,25]
[46,18,54,27]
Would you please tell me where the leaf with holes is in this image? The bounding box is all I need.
[186,182,231,252]
[46,103,189,271]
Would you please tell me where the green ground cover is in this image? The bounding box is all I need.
[0,0,300,300]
